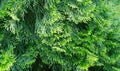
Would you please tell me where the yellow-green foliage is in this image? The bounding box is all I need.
[0,0,120,71]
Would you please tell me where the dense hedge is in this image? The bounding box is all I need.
[0,0,120,71]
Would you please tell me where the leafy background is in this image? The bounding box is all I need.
[0,0,120,71]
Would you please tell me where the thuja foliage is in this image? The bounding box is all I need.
[0,0,120,71]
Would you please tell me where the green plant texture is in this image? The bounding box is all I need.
[0,0,120,71]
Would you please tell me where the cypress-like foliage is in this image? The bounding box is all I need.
[0,0,120,71]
